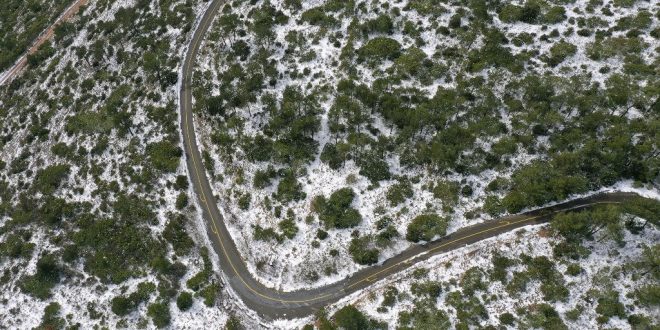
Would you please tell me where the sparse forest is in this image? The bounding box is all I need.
[0,0,658,328]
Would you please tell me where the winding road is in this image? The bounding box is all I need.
[179,0,641,320]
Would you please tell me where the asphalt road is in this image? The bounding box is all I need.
[179,0,640,320]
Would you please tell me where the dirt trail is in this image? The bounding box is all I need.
[0,0,88,86]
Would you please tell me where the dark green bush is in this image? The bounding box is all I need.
[358,37,402,61]
[147,140,182,173]
[359,153,391,183]
[253,166,277,188]
[275,171,305,203]
[278,218,299,239]
[27,41,56,66]
[361,14,394,35]
[177,291,193,311]
[545,41,577,67]
[147,302,171,328]
[175,192,188,210]
[386,181,414,206]
[348,236,379,265]
[237,193,251,210]
[253,225,282,243]
[163,214,194,256]
[301,8,338,27]
[34,164,70,194]
[406,214,448,242]
[19,253,62,299]
[111,296,133,316]
[317,188,362,229]
[333,305,370,330]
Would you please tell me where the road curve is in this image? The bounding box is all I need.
[179,1,641,320]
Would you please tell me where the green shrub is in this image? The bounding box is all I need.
[34,164,70,194]
[199,283,220,306]
[111,296,133,316]
[361,14,393,35]
[520,304,566,329]
[565,263,582,276]
[19,254,62,299]
[502,161,589,213]
[27,41,56,66]
[147,140,182,173]
[65,111,114,135]
[225,314,244,330]
[484,195,504,216]
[411,281,442,299]
[278,218,299,239]
[491,253,514,283]
[397,300,451,329]
[163,214,194,256]
[358,153,391,183]
[499,4,523,23]
[74,218,166,284]
[320,143,345,170]
[375,225,399,247]
[406,214,448,242]
[39,302,65,330]
[318,188,362,229]
[545,41,577,67]
[613,0,638,7]
[333,305,369,330]
[175,175,189,190]
[358,37,402,61]
[110,282,155,316]
[0,232,35,259]
[176,192,189,210]
[543,6,566,24]
[394,47,429,78]
[386,181,414,206]
[348,236,379,265]
[499,312,515,325]
[253,167,277,188]
[237,193,251,210]
[635,285,660,307]
[275,171,305,202]
[586,37,645,60]
[433,180,459,206]
[253,225,282,243]
[51,143,73,158]
[176,291,193,311]
[595,291,625,322]
[147,302,171,328]
[460,267,486,296]
[205,95,225,116]
[301,8,338,27]
[381,286,398,307]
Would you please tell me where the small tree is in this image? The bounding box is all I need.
[333,305,370,330]
[176,291,194,311]
[348,236,379,265]
[406,214,449,243]
[147,302,171,328]
[317,188,363,229]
